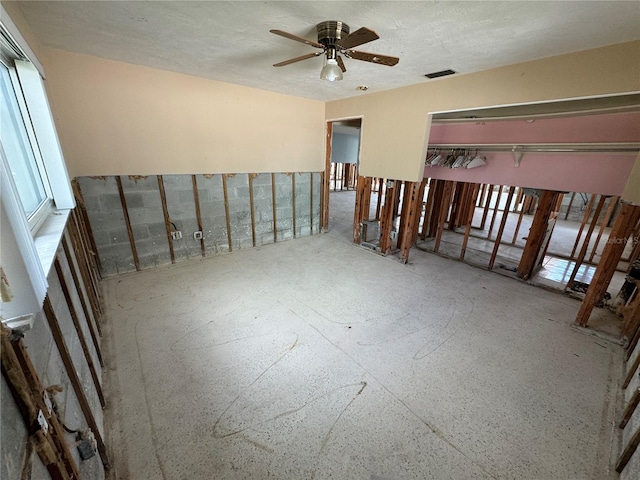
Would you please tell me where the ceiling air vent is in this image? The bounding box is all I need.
[424,69,456,79]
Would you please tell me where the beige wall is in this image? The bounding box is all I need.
[42,48,325,177]
[327,41,640,182]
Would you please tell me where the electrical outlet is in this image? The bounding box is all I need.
[37,409,49,434]
[193,231,203,240]
[389,230,397,240]
[171,231,182,240]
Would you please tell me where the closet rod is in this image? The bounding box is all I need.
[427,142,640,154]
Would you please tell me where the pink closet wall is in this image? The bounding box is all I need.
[425,112,640,194]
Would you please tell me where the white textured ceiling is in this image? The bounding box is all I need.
[11,1,640,101]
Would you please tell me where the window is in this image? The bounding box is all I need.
[0,61,51,229]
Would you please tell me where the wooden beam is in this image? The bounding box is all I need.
[620,387,640,428]
[71,180,103,276]
[378,180,396,255]
[564,192,576,220]
[511,197,527,244]
[589,196,619,262]
[291,173,297,238]
[487,185,504,239]
[157,175,176,264]
[460,184,480,261]
[566,195,607,291]
[271,173,278,243]
[571,194,596,258]
[421,178,437,240]
[480,184,494,230]
[353,176,369,244]
[66,214,102,332]
[399,181,423,263]
[222,174,233,252]
[433,181,454,253]
[411,178,429,245]
[2,326,82,479]
[71,210,102,311]
[309,172,314,235]
[517,191,561,280]
[397,182,412,248]
[375,178,383,220]
[322,123,332,230]
[115,175,140,271]
[61,235,103,366]
[54,258,106,408]
[191,175,206,257]
[43,296,109,468]
[488,186,516,270]
[616,423,640,473]
[575,203,640,326]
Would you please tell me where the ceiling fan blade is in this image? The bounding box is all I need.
[346,50,399,67]
[337,27,379,49]
[273,52,322,67]
[337,55,347,73]
[270,29,323,49]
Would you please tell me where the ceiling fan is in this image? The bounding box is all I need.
[270,21,399,82]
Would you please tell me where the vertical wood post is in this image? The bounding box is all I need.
[566,194,607,290]
[399,181,423,263]
[322,123,332,231]
[115,176,140,271]
[575,203,640,326]
[571,194,596,258]
[488,186,516,270]
[191,175,206,257]
[43,296,109,468]
[222,174,233,252]
[434,181,454,253]
[517,190,561,280]
[271,173,278,242]
[157,175,175,264]
[379,180,396,255]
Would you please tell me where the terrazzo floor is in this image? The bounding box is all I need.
[103,190,623,480]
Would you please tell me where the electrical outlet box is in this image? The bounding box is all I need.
[193,231,203,240]
[171,231,182,240]
[389,230,397,240]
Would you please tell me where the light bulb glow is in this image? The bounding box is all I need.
[320,59,343,82]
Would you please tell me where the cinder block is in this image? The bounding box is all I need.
[110,227,135,244]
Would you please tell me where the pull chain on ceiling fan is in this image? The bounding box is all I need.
[270,21,400,82]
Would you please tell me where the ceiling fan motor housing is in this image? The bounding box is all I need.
[317,21,350,47]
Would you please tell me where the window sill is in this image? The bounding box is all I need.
[34,208,71,276]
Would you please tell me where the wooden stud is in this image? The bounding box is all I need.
[460,184,480,261]
[517,191,561,280]
[191,175,206,257]
[624,221,640,264]
[488,186,516,270]
[43,296,109,468]
[616,423,640,473]
[378,181,396,255]
[487,185,504,239]
[411,178,429,244]
[2,324,82,479]
[480,184,494,230]
[353,176,372,244]
[271,173,278,242]
[222,175,233,252]
[292,173,297,238]
[434,181,454,253]
[71,210,102,310]
[571,194,596,258]
[396,182,411,248]
[322,123,332,230]
[564,192,576,220]
[71,180,103,276]
[157,175,176,264]
[399,181,422,263]
[511,197,527,244]
[566,195,607,290]
[620,387,640,428]
[115,176,140,271]
[61,235,103,366]
[54,258,106,408]
[576,204,640,327]
[588,196,619,262]
[375,178,383,220]
[421,178,437,239]
[66,215,102,333]
[310,172,314,235]
[477,183,487,207]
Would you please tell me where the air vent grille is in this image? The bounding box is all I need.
[425,69,456,79]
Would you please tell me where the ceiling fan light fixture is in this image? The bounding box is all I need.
[320,58,343,82]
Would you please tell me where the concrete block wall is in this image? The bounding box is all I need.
[1,240,105,479]
[78,172,322,277]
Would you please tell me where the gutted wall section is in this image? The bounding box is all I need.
[77,172,322,277]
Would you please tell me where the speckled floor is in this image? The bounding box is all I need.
[103,191,623,480]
